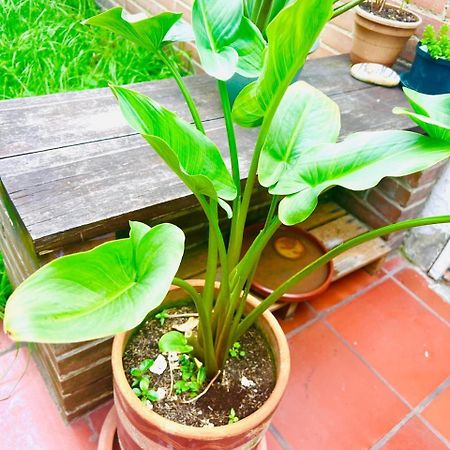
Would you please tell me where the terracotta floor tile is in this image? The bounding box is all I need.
[382,255,406,274]
[87,399,114,435]
[265,429,284,450]
[381,417,448,450]
[421,385,450,442]
[275,303,316,334]
[395,268,450,323]
[0,346,97,450]
[327,279,450,406]
[308,269,381,312]
[272,321,408,450]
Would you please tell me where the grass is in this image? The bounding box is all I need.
[0,254,13,320]
[0,0,192,100]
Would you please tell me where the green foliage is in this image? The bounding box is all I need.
[232,0,334,127]
[174,354,206,396]
[422,25,450,61]
[4,222,185,342]
[130,358,155,386]
[155,310,170,325]
[229,342,246,358]
[228,408,239,424]
[159,331,194,354]
[0,253,13,320]
[393,88,450,142]
[3,0,450,387]
[0,0,190,100]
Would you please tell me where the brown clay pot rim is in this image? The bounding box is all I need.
[356,4,422,29]
[245,223,333,303]
[111,279,291,440]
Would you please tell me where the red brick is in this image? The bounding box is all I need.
[403,162,446,187]
[321,23,353,54]
[378,177,434,207]
[336,190,390,230]
[411,0,447,15]
[368,188,426,222]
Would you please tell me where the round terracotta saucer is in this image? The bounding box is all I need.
[98,405,268,450]
[242,223,333,303]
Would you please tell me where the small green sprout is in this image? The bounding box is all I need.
[132,376,159,402]
[130,358,154,387]
[229,341,246,359]
[174,355,206,397]
[155,310,170,325]
[228,408,239,424]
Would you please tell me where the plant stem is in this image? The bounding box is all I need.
[217,80,241,199]
[234,215,450,340]
[332,0,364,18]
[172,277,218,377]
[158,50,205,134]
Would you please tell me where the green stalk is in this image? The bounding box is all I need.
[172,277,218,377]
[332,0,364,18]
[217,80,243,269]
[158,50,205,134]
[255,0,273,32]
[234,215,450,340]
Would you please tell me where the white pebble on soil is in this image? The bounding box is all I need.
[241,376,256,388]
[150,354,168,375]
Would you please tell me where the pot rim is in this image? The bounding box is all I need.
[416,42,450,67]
[244,223,333,303]
[356,4,421,29]
[111,279,291,440]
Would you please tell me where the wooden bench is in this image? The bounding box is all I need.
[0,55,411,421]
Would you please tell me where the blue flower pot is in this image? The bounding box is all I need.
[401,42,450,95]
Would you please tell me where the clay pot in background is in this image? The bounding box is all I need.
[351,4,421,67]
[111,280,290,450]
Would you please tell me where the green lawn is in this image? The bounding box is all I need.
[0,0,191,100]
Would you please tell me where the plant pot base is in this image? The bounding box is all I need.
[98,406,268,450]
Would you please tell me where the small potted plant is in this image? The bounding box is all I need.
[351,0,422,66]
[3,1,450,449]
[401,24,450,94]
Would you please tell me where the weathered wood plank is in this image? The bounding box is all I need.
[0,82,412,251]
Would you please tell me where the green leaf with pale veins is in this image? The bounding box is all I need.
[83,7,184,52]
[192,0,265,80]
[232,0,334,127]
[272,131,450,225]
[111,85,237,201]
[4,222,185,343]
[258,81,340,188]
[393,88,450,142]
[159,331,193,353]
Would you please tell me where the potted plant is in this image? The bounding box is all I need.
[3,1,450,449]
[351,0,422,66]
[401,24,450,94]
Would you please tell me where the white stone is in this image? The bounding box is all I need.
[172,317,199,333]
[150,354,168,375]
[155,388,166,400]
[241,376,255,388]
[350,63,400,87]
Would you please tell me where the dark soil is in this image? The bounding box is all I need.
[361,2,418,22]
[123,304,276,427]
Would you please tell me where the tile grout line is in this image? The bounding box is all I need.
[388,274,450,328]
[371,377,450,449]
[286,272,393,340]
[324,317,450,449]
[269,424,293,450]
[417,414,450,448]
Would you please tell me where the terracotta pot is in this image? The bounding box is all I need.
[111,280,291,450]
[351,5,421,67]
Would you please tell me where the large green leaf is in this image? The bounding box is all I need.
[4,222,185,343]
[111,85,237,201]
[192,0,265,80]
[258,81,340,188]
[271,131,450,225]
[83,7,184,52]
[393,88,450,142]
[232,0,334,127]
